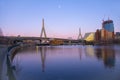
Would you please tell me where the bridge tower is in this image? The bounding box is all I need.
[77,28,82,40]
[40,18,47,38]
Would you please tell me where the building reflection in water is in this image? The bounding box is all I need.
[84,45,115,68]
[84,45,95,57]
[95,46,115,68]
[39,46,47,72]
[36,46,39,53]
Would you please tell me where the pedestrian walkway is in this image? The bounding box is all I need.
[0,45,7,80]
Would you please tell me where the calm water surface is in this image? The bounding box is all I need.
[12,45,120,80]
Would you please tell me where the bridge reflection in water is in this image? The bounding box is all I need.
[39,46,46,72]
[9,45,120,80]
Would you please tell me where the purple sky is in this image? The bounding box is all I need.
[0,0,120,39]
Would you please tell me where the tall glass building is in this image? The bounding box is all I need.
[103,20,114,32]
[101,20,114,41]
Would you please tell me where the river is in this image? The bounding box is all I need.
[8,45,120,80]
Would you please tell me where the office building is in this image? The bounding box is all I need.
[101,19,114,41]
[95,19,114,42]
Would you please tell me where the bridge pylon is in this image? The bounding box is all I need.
[77,28,82,40]
[40,18,47,38]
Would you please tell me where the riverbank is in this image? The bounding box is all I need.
[0,45,8,80]
[0,44,21,80]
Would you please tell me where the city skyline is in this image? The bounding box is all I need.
[0,0,120,39]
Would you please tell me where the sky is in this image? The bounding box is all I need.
[0,0,120,39]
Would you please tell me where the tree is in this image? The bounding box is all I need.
[0,28,3,36]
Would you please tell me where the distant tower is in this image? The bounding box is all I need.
[77,28,82,40]
[40,18,47,38]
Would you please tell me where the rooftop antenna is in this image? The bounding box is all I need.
[102,14,105,22]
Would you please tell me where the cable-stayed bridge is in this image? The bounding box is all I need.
[0,19,82,45]
[0,36,81,45]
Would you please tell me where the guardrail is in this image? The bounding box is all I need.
[6,44,20,80]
